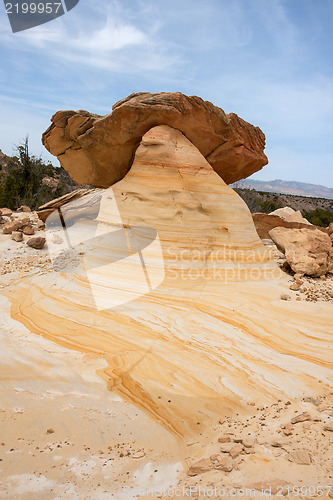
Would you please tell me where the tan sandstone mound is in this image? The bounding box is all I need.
[269,227,333,277]
[7,125,333,440]
[42,92,268,188]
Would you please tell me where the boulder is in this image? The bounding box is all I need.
[285,210,311,224]
[270,207,311,224]
[252,213,328,239]
[269,227,333,277]
[27,237,46,249]
[42,92,268,188]
[269,207,295,220]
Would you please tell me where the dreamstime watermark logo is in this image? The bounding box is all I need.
[4,0,80,33]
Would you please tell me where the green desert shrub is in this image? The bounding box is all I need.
[302,208,333,227]
[0,137,76,210]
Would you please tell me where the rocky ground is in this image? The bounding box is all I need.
[0,209,332,499]
[263,239,333,303]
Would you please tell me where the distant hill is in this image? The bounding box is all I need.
[234,179,333,199]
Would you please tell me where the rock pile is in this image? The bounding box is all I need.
[1,206,45,249]
[183,393,333,491]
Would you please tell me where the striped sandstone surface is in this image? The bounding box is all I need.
[6,126,333,442]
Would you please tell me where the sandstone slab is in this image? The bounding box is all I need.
[37,188,97,222]
[252,213,327,239]
[287,449,311,465]
[42,92,268,188]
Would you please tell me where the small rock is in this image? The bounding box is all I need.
[210,454,221,464]
[324,422,333,432]
[52,234,63,244]
[131,450,146,459]
[233,437,243,443]
[294,273,303,281]
[3,221,23,234]
[22,225,35,236]
[11,231,23,242]
[37,219,45,229]
[11,214,30,224]
[218,435,231,443]
[229,444,243,459]
[220,442,235,453]
[244,447,255,454]
[0,208,12,216]
[46,428,54,434]
[218,418,225,425]
[271,438,289,448]
[17,205,31,212]
[283,423,294,435]
[187,458,211,476]
[27,237,46,249]
[287,449,311,465]
[281,293,291,301]
[290,412,311,424]
[289,283,301,291]
[242,436,256,448]
[214,456,233,472]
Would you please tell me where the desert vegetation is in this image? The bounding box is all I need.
[0,138,77,210]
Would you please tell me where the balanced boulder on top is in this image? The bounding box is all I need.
[42,92,268,188]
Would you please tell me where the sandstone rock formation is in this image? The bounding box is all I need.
[8,126,333,439]
[10,125,282,437]
[42,92,268,188]
[269,227,333,277]
[252,213,328,239]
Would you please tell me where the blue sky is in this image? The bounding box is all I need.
[0,0,332,187]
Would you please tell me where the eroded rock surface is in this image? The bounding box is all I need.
[42,92,268,187]
[7,126,333,440]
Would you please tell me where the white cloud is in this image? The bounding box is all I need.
[0,1,180,74]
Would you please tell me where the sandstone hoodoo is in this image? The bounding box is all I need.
[8,121,333,440]
[42,92,268,188]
